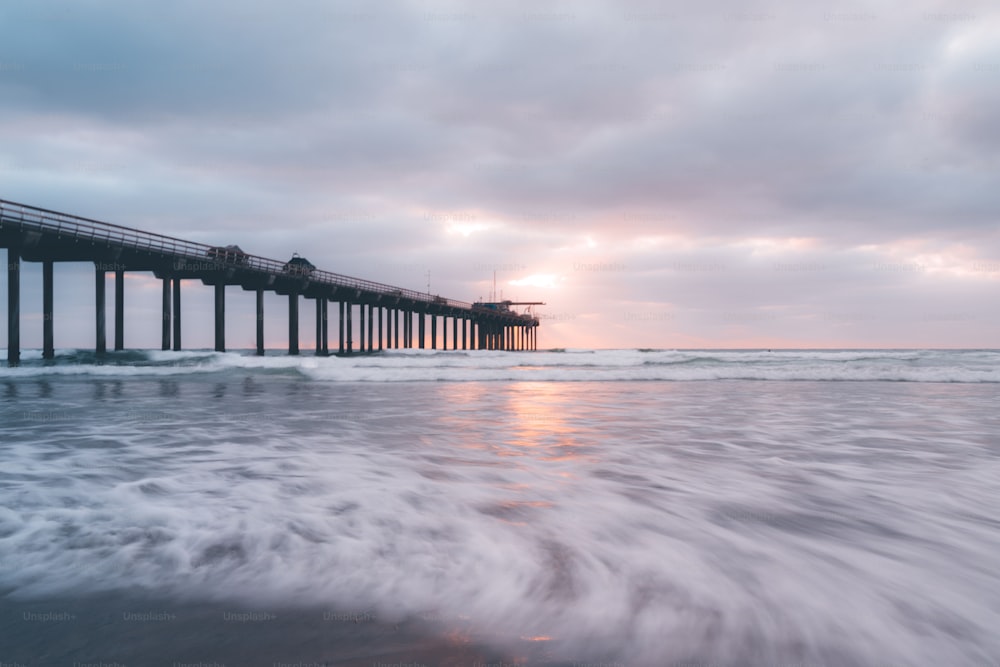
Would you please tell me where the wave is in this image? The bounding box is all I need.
[1,347,999,382]
[2,377,998,666]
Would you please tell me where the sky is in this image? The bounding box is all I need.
[2,0,999,350]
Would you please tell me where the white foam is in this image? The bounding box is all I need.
[297,348,1000,383]
[5,348,998,383]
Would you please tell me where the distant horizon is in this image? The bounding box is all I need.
[5,345,1000,354]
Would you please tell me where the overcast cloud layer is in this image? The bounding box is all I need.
[2,0,999,349]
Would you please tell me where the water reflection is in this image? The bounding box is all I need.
[37,380,53,399]
[432,382,598,464]
[500,382,589,463]
[158,380,179,397]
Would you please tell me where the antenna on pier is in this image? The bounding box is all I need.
[426,270,431,294]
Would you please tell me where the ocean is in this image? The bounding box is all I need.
[1,348,999,667]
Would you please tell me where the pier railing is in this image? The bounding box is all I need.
[0,198,486,312]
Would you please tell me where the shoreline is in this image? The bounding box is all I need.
[1,593,550,667]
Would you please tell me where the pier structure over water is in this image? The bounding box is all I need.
[0,199,539,366]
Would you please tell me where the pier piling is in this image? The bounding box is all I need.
[288,292,299,355]
[346,301,353,354]
[172,278,182,351]
[42,260,53,360]
[315,298,322,356]
[214,282,225,352]
[114,269,124,351]
[338,301,345,355]
[256,288,264,356]
[95,267,106,355]
[161,278,171,351]
[7,246,20,366]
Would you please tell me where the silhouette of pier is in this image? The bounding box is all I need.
[0,199,540,366]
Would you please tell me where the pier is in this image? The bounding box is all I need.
[0,199,540,366]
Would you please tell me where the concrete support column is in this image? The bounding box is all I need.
[452,316,458,350]
[214,283,225,352]
[42,260,54,360]
[95,267,106,355]
[322,299,329,355]
[288,292,299,355]
[359,303,366,353]
[379,308,392,350]
[161,278,171,351]
[7,248,20,366]
[172,278,181,351]
[338,301,345,354]
[114,269,125,351]
[346,301,353,354]
[419,313,425,349]
[368,303,374,351]
[431,314,438,350]
[378,306,383,351]
[315,298,323,356]
[256,288,265,356]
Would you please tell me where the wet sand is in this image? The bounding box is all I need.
[1,593,552,667]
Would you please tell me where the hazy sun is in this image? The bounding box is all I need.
[510,274,561,289]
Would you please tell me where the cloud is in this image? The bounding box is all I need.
[2,0,999,348]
